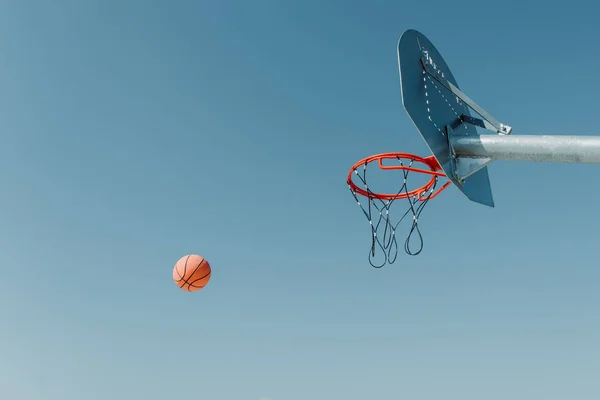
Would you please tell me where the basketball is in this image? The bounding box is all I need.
[173,254,211,292]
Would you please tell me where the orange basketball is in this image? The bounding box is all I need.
[173,254,211,292]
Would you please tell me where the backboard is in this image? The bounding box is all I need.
[398,29,495,207]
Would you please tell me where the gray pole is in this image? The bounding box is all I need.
[451,135,600,164]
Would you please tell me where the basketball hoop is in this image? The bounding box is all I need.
[347,152,451,268]
[347,29,600,268]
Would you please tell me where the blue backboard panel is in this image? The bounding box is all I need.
[398,29,494,207]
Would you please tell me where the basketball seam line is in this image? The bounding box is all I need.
[178,255,192,288]
[187,260,210,287]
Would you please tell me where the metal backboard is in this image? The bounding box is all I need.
[398,29,495,207]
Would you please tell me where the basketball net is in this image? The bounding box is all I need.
[347,153,450,268]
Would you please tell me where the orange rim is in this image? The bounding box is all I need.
[347,152,451,201]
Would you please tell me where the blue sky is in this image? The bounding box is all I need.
[1,1,599,399]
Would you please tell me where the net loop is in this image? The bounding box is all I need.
[347,152,451,268]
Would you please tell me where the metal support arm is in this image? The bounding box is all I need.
[451,135,600,164]
[421,58,512,135]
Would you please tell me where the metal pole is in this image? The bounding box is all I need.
[451,135,600,164]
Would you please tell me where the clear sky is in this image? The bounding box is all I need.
[1,1,599,399]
